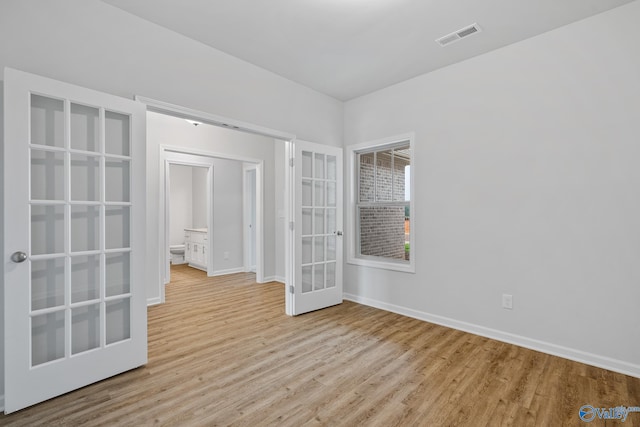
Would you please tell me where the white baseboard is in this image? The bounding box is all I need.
[209,267,245,277]
[147,297,162,306]
[343,293,640,379]
[260,275,285,284]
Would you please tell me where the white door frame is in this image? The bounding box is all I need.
[243,164,257,273]
[135,96,296,307]
[162,150,214,287]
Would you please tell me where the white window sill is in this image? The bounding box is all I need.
[347,256,415,273]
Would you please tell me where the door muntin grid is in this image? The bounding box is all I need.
[301,150,338,294]
[28,93,133,367]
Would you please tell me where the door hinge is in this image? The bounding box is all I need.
[289,285,294,294]
[289,221,294,231]
[289,158,294,167]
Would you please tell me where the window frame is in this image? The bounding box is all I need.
[346,133,415,273]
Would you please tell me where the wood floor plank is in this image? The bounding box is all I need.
[1,264,639,426]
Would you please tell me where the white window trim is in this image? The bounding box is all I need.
[346,132,415,273]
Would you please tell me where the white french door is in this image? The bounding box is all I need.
[289,140,343,315]
[3,68,147,413]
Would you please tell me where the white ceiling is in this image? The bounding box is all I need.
[101,0,634,101]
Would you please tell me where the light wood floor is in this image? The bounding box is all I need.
[2,265,639,426]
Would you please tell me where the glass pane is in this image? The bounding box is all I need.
[302,208,312,236]
[393,146,411,202]
[71,154,100,201]
[71,255,100,303]
[106,252,131,296]
[72,304,100,355]
[327,208,336,234]
[31,149,64,201]
[105,111,130,156]
[105,159,130,202]
[314,264,325,291]
[106,298,131,345]
[314,209,324,235]
[302,266,312,293]
[359,206,406,260]
[302,237,312,264]
[327,236,336,261]
[314,237,325,262]
[31,95,64,148]
[105,206,130,249]
[301,151,313,178]
[31,258,65,310]
[314,181,324,207]
[70,103,99,152]
[71,205,100,252]
[327,155,336,181]
[405,208,410,261]
[326,262,336,288]
[314,153,325,179]
[358,152,375,202]
[376,150,393,202]
[32,310,65,366]
[31,205,64,255]
[327,182,336,207]
[302,179,312,207]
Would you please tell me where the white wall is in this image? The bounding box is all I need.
[211,158,244,273]
[344,1,640,377]
[169,164,193,246]
[191,167,208,229]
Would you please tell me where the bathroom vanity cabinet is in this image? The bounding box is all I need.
[184,228,208,271]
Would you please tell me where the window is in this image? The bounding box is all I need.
[347,134,414,273]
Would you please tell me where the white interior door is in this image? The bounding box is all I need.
[289,140,343,315]
[3,68,147,413]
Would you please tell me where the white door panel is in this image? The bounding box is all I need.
[4,68,147,413]
[289,140,343,315]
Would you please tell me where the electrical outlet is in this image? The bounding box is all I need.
[224,251,229,260]
[502,294,513,310]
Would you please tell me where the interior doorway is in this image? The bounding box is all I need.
[244,165,257,272]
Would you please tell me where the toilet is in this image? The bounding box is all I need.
[170,244,186,265]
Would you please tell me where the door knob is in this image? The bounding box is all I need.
[11,251,27,263]
[336,231,343,236]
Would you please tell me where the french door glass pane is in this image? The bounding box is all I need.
[70,205,100,252]
[302,208,312,235]
[106,253,131,296]
[302,237,312,264]
[71,255,100,303]
[314,153,325,179]
[314,181,324,207]
[70,103,99,152]
[327,208,336,234]
[31,258,65,310]
[327,182,336,207]
[31,94,64,148]
[31,149,64,201]
[71,154,100,201]
[301,266,312,293]
[71,304,100,354]
[302,179,312,206]
[105,159,130,202]
[105,111,130,156]
[314,264,325,291]
[314,209,324,234]
[31,205,64,255]
[32,310,65,366]
[106,298,131,345]
[314,237,324,262]
[327,236,336,261]
[105,206,130,249]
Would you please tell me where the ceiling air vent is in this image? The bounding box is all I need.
[436,23,482,47]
